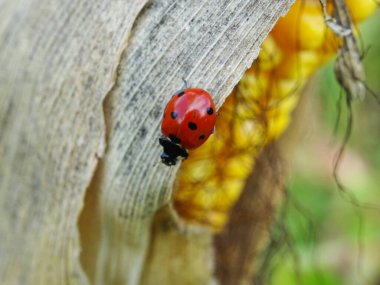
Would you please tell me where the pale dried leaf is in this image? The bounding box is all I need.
[0,0,294,284]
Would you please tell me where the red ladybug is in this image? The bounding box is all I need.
[159,88,216,166]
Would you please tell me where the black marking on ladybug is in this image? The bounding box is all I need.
[207,107,214,115]
[177,91,185,97]
[199,134,205,140]
[188,122,197,130]
[170,112,178,119]
[169,134,181,144]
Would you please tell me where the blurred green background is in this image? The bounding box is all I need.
[270,11,380,285]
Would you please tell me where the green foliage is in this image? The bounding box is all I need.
[270,12,380,285]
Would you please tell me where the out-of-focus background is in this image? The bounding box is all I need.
[270,11,380,285]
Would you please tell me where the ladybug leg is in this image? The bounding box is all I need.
[178,146,189,160]
[159,136,188,166]
[160,152,177,166]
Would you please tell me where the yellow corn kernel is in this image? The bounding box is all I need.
[216,180,246,208]
[179,159,215,183]
[272,0,327,51]
[254,35,283,71]
[224,154,254,179]
[268,77,306,100]
[275,49,322,79]
[345,0,378,22]
[237,72,269,101]
[266,93,300,140]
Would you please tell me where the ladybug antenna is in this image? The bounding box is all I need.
[182,77,189,89]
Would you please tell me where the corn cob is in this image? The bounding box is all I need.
[173,0,378,232]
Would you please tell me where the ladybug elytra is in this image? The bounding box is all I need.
[160,88,216,166]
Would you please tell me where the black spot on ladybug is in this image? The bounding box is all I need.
[177,91,185,97]
[199,134,205,140]
[207,107,214,115]
[188,122,197,130]
[169,134,181,144]
[170,112,178,119]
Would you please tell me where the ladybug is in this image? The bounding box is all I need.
[159,88,216,166]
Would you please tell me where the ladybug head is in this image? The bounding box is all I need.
[159,136,188,166]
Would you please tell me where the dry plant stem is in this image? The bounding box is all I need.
[214,143,285,285]
[331,0,366,100]
[330,0,380,209]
